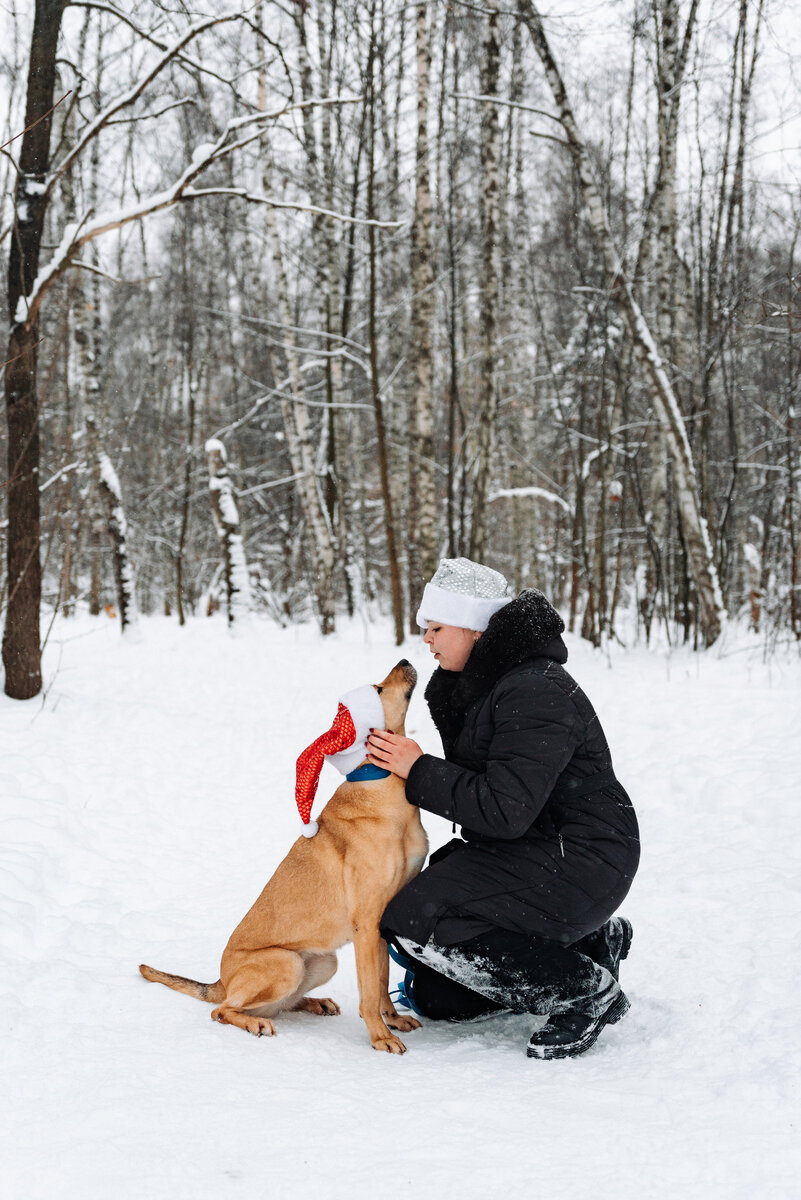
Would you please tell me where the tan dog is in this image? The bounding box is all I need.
[140,659,428,1054]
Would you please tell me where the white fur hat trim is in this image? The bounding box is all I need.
[416,582,511,632]
[324,684,385,775]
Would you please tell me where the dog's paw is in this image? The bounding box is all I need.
[247,1017,277,1037]
[211,1007,276,1037]
[294,996,341,1016]
[371,1033,407,1055]
[385,1013,421,1033]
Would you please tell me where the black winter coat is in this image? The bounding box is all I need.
[382,590,640,947]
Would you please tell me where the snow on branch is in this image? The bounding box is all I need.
[17,93,387,329]
[39,461,81,494]
[69,2,244,89]
[47,11,246,198]
[183,188,405,229]
[489,485,573,514]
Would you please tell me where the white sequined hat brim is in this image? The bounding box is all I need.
[416,582,511,632]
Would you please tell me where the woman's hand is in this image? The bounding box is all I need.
[366,730,423,780]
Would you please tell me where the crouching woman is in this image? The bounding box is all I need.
[367,558,640,1059]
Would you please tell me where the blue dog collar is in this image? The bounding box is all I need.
[346,763,391,782]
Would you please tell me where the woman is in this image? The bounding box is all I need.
[366,557,640,1059]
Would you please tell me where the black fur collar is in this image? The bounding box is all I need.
[423,589,566,743]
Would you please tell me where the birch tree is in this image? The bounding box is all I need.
[205,438,251,626]
[469,0,502,562]
[3,8,258,696]
[518,0,725,645]
[407,0,437,622]
[254,11,338,635]
[637,0,700,636]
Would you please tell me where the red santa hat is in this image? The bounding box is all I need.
[294,684,385,837]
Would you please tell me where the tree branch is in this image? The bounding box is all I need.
[67,2,252,92]
[45,11,247,200]
[0,90,72,152]
[17,93,377,328]
[183,187,405,228]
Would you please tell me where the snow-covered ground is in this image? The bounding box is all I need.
[1,612,799,1199]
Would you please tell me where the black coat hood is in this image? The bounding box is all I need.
[424,589,567,746]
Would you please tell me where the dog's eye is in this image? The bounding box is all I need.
[375,686,383,695]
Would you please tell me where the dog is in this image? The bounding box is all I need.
[139,659,428,1054]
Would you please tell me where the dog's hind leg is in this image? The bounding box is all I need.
[287,952,341,1016]
[212,948,305,1037]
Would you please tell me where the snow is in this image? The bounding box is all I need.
[20,177,47,196]
[743,543,761,572]
[190,142,217,168]
[217,486,241,529]
[489,485,573,513]
[98,450,122,502]
[2,614,800,1199]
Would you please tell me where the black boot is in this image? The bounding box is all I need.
[527,967,630,1060]
[573,917,633,981]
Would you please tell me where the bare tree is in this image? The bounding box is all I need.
[3,0,68,698]
[518,0,725,645]
[469,0,502,562]
[407,0,437,623]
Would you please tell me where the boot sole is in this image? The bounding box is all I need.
[527,991,631,1060]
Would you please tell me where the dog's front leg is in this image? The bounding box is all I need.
[352,924,407,1054]
[379,936,421,1034]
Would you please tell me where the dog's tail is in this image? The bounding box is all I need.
[139,963,225,1003]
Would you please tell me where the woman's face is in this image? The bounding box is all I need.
[423,622,480,672]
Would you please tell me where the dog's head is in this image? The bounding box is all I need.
[373,659,417,736]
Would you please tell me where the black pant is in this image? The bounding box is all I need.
[385,926,602,1023]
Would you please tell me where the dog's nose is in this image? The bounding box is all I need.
[398,659,411,667]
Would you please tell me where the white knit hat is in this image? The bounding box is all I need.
[416,557,512,631]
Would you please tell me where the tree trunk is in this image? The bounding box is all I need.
[176,209,197,627]
[3,0,67,699]
[205,439,251,626]
[518,0,725,645]
[407,0,437,622]
[367,11,405,644]
[469,0,501,562]
[256,10,338,634]
[638,0,699,638]
[93,437,138,631]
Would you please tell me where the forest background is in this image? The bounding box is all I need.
[3,0,801,701]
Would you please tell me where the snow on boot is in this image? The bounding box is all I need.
[573,917,633,981]
[527,967,630,1060]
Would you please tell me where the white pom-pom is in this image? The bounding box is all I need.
[301,820,319,838]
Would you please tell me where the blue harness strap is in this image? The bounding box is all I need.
[346,763,391,782]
